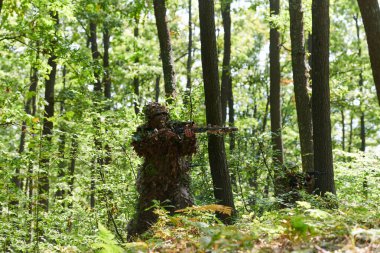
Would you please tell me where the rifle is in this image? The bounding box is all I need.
[170,121,238,135]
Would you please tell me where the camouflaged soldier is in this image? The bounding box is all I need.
[127,102,197,238]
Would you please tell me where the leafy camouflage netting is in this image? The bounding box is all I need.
[127,104,197,238]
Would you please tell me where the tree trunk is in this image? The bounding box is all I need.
[354,15,366,152]
[288,0,314,175]
[270,0,284,172]
[270,0,285,198]
[133,17,140,114]
[262,85,270,132]
[55,66,67,200]
[155,75,160,102]
[103,26,111,100]
[228,84,235,151]
[185,0,193,106]
[312,0,335,195]
[348,113,353,153]
[39,12,59,211]
[102,26,112,166]
[153,0,176,101]
[357,0,380,106]
[221,0,231,124]
[90,21,102,93]
[341,109,345,151]
[198,0,235,223]
[89,19,102,209]
[68,135,78,211]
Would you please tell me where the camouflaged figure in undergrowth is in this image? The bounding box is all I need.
[127,102,197,238]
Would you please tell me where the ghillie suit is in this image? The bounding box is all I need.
[127,103,197,238]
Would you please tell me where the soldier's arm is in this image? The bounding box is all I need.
[178,126,197,156]
[132,127,180,157]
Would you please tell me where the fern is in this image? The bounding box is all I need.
[176,204,233,216]
[92,223,125,253]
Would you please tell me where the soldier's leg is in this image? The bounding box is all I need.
[127,194,159,239]
[170,175,194,210]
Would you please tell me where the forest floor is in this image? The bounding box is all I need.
[106,196,380,253]
[125,202,380,252]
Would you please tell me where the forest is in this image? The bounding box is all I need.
[1,0,380,252]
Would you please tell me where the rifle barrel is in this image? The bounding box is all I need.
[175,126,238,134]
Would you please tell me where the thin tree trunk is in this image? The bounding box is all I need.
[288,0,314,175]
[133,17,140,114]
[38,12,59,211]
[198,0,236,223]
[354,15,366,152]
[153,0,176,101]
[89,19,102,209]
[357,0,380,106]
[185,0,193,106]
[155,75,160,102]
[228,85,235,150]
[90,164,96,209]
[348,113,353,153]
[55,66,67,200]
[312,0,335,195]
[270,0,284,173]
[102,26,112,166]
[90,21,102,93]
[341,109,345,151]
[262,85,270,132]
[360,109,365,152]
[68,135,78,211]
[103,26,111,100]
[221,0,231,124]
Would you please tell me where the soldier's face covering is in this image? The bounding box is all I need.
[149,113,169,129]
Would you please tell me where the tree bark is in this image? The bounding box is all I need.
[348,113,353,153]
[89,19,102,209]
[103,26,111,100]
[153,0,176,101]
[198,0,235,223]
[133,17,140,114]
[68,135,78,210]
[312,0,335,195]
[39,12,59,211]
[55,66,67,200]
[288,0,314,175]
[341,109,345,151]
[221,0,231,124]
[185,0,193,106]
[262,84,270,132]
[357,0,380,106]
[90,21,102,93]
[228,84,235,150]
[354,15,366,152]
[155,75,161,102]
[270,0,284,171]
[102,26,112,166]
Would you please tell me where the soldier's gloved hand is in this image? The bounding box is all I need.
[184,125,195,138]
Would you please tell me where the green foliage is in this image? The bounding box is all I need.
[0,0,379,252]
[92,224,125,253]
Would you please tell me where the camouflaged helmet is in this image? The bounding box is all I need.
[143,102,169,120]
